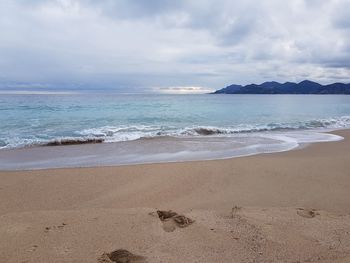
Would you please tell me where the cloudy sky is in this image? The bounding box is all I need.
[0,0,349,93]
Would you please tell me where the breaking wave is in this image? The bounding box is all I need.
[1,116,350,149]
[75,115,350,141]
[43,138,104,146]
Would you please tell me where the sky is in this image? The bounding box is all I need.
[0,0,350,93]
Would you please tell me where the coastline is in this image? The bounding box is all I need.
[0,129,343,171]
[1,130,350,262]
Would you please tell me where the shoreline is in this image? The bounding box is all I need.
[1,129,350,262]
[0,128,344,171]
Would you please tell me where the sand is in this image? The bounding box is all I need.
[1,130,350,262]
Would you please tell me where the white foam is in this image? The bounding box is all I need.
[262,131,343,145]
[0,129,344,170]
[1,115,350,150]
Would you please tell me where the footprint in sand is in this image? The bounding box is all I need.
[155,210,194,232]
[297,208,319,218]
[44,223,67,232]
[26,245,38,252]
[98,249,146,263]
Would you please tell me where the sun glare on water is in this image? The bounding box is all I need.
[153,86,214,94]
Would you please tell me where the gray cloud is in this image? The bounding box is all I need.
[0,0,349,93]
[91,0,182,17]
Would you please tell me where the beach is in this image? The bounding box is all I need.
[1,129,350,262]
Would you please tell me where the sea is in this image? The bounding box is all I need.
[1,93,350,170]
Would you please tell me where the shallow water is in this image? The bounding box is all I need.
[0,94,349,169]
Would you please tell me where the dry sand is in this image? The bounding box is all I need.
[1,130,350,262]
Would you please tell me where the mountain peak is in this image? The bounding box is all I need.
[213,80,350,94]
[298,80,321,86]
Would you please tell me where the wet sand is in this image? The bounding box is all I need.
[1,130,350,262]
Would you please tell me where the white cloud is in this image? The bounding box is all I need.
[0,0,349,92]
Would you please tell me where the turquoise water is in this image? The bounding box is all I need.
[0,94,349,169]
[1,94,350,149]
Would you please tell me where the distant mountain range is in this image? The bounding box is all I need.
[213,80,350,94]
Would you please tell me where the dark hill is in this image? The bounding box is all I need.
[213,80,350,94]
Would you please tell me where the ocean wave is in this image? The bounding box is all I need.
[76,116,350,141]
[77,125,167,142]
[43,138,104,146]
[179,116,350,136]
[0,136,104,149]
[1,116,350,149]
